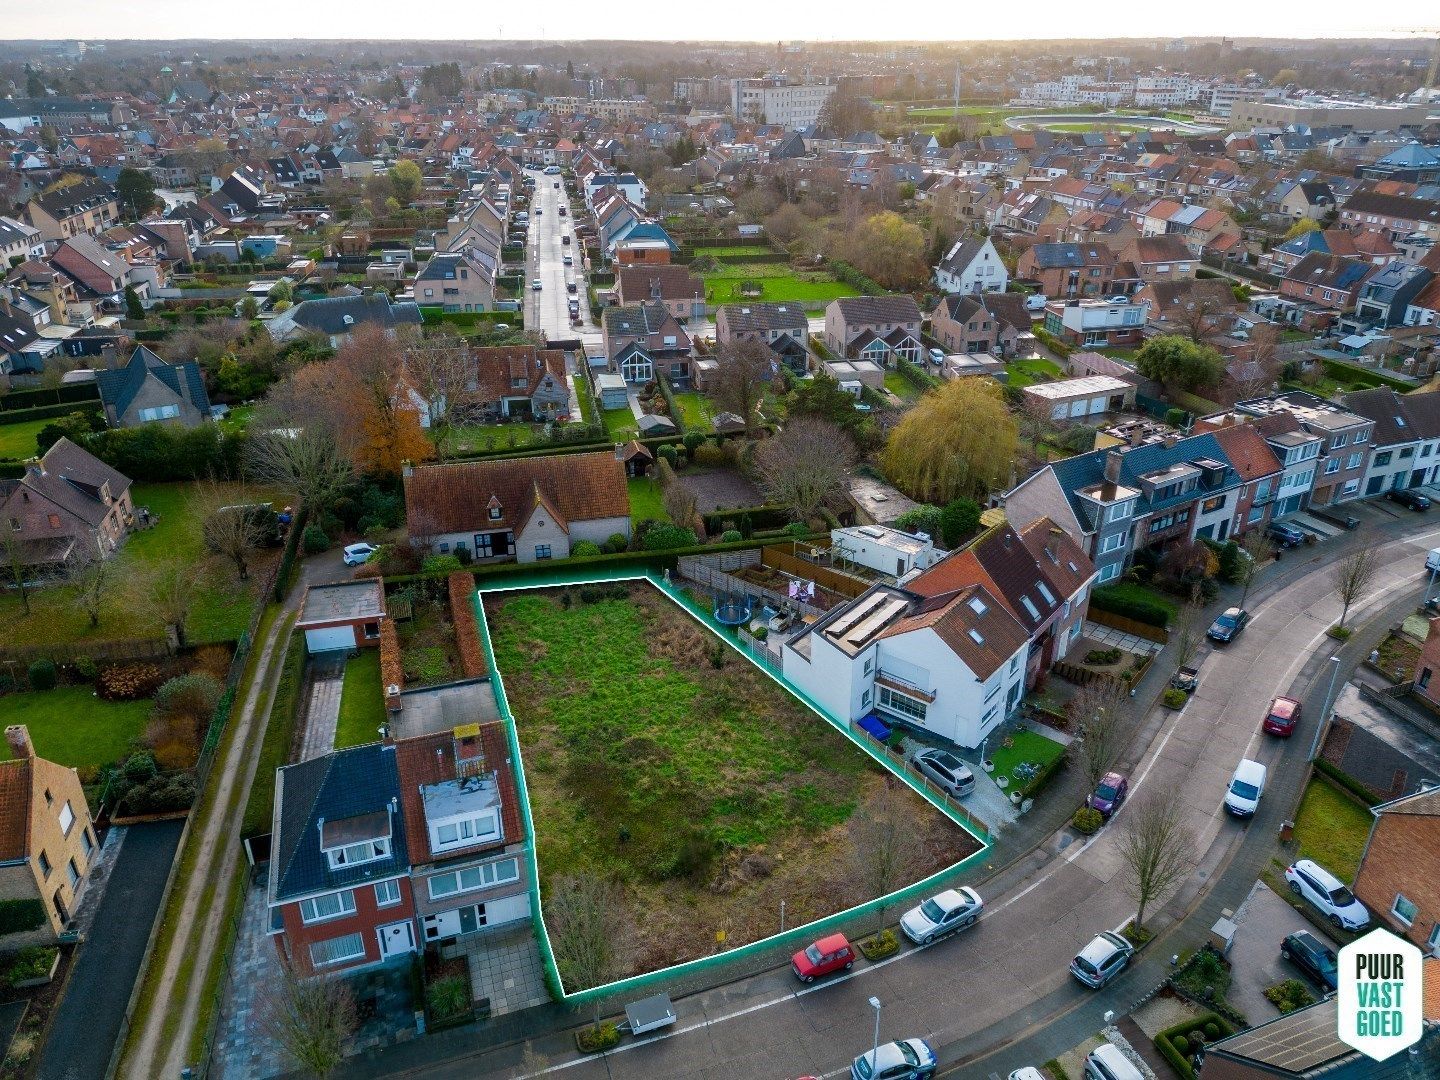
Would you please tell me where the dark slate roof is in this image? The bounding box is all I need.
[937,236,988,276]
[269,743,409,904]
[718,301,807,334]
[284,293,422,336]
[96,345,209,419]
[1027,243,1087,269]
[1047,432,1238,530]
[832,294,922,325]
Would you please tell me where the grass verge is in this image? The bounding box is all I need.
[240,625,303,838]
[1292,774,1373,882]
[335,649,385,750]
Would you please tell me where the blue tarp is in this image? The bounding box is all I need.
[857,713,891,742]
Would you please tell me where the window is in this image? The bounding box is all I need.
[1347,452,1362,469]
[1201,495,1226,513]
[1097,562,1122,583]
[861,689,871,708]
[967,597,988,616]
[58,802,74,836]
[876,685,927,722]
[1106,502,1132,522]
[1331,433,1348,450]
[310,932,366,968]
[374,880,402,907]
[38,852,51,879]
[1393,894,1418,927]
[427,858,520,900]
[534,544,552,560]
[1098,532,1126,553]
[433,813,499,850]
[325,838,390,870]
[299,890,357,924]
[1428,922,1440,957]
[66,859,80,889]
[138,404,181,423]
[1325,458,1339,475]
[1375,451,1393,467]
[1354,429,1369,444]
[81,829,94,857]
[863,657,873,675]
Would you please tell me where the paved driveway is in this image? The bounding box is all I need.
[1225,880,1321,1024]
[38,820,183,1080]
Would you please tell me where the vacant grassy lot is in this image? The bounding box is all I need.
[884,372,920,402]
[335,649,384,750]
[1293,776,1372,883]
[627,477,668,526]
[0,481,280,646]
[701,266,858,307]
[0,418,49,460]
[0,687,149,768]
[487,584,979,980]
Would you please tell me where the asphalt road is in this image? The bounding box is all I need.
[525,171,586,340]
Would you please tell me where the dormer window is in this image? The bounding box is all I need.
[430,811,499,853]
[487,495,503,520]
[326,836,390,869]
[320,811,392,870]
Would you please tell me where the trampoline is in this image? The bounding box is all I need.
[712,589,753,626]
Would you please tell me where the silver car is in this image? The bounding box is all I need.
[900,887,983,945]
[911,748,975,797]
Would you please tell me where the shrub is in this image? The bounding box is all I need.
[301,524,330,554]
[605,532,630,554]
[738,513,754,539]
[0,899,47,936]
[1072,807,1103,834]
[692,444,728,468]
[570,540,602,557]
[1204,1022,1220,1040]
[1172,1035,1190,1055]
[1083,647,1123,665]
[576,1022,621,1053]
[644,524,699,551]
[1327,625,1352,640]
[425,975,472,1022]
[1091,584,1172,627]
[98,663,164,701]
[858,929,899,960]
[1163,688,1188,710]
[73,656,98,682]
[1165,407,1188,427]
[940,497,982,547]
[657,444,678,466]
[1265,978,1316,1014]
[421,553,462,574]
[894,504,943,538]
[720,529,743,543]
[784,522,809,539]
[4,946,57,987]
[682,432,705,453]
[26,659,56,691]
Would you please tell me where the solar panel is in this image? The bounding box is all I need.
[1216,1000,1348,1072]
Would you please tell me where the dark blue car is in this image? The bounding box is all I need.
[1282,931,1338,992]
[1266,521,1306,548]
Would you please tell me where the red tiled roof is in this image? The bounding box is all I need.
[394,724,524,867]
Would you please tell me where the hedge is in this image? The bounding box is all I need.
[828,260,884,296]
[0,401,104,427]
[0,384,101,413]
[656,374,683,433]
[1319,358,1415,393]
[895,356,941,392]
[1311,759,1383,806]
[700,504,794,533]
[1090,584,1172,628]
[1015,749,1067,802]
[1154,1013,1236,1080]
[0,898,48,936]
[1032,327,1072,358]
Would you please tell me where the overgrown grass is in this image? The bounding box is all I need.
[335,649,384,749]
[986,729,1067,789]
[1293,776,1373,882]
[442,422,540,454]
[627,477,669,526]
[240,623,302,838]
[0,418,48,460]
[701,267,858,307]
[0,688,149,767]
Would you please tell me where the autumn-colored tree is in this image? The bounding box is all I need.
[881,378,1017,504]
[843,211,928,290]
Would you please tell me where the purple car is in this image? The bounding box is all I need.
[1087,771,1129,818]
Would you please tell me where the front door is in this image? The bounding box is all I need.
[378,920,415,959]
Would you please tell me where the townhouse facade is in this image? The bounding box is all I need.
[823,295,924,366]
[1042,299,1147,349]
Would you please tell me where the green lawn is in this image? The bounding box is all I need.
[986,728,1067,790]
[883,372,919,402]
[0,418,49,460]
[0,687,149,768]
[1293,776,1373,883]
[627,477,669,526]
[0,481,276,646]
[1042,122,1154,133]
[334,649,385,750]
[240,621,301,839]
[217,406,252,435]
[441,422,540,455]
[701,267,858,308]
[603,406,637,439]
[690,245,772,258]
[671,391,714,432]
[1005,358,1065,388]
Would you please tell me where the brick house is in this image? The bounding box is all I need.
[823,295,923,366]
[1337,186,1440,243]
[403,452,631,563]
[96,345,210,429]
[396,725,532,947]
[0,438,134,567]
[714,302,809,372]
[414,251,496,313]
[1414,615,1440,714]
[930,295,999,355]
[471,346,570,420]
[601,302,692,387]
[1118,235,1197,285]
[1278,252,1374,316]
[0,725,99,943]
[22,177,118,242]
[1352,784,1440,955]
[1042,299,1147,349]
[1015,243,1116,300]
[268,743,417,977]
[296,580,386,655]
[614,265,705,323]
[1222,391,1375,507]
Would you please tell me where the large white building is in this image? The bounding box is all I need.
[730,77,836,130]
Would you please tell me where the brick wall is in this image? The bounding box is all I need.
[278,879,415,977]
[1353,812,1440,949]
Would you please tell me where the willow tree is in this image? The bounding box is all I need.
[880,377,1017,504]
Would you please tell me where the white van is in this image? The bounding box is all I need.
[1024,293,1048,312]
[1084,1044,1144,1080]
[1224,758,1267,818]
[1426,547,1440,574]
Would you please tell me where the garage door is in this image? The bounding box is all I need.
[485,892,531,927]
[305,626,355,653]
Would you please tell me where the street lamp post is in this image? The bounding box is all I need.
[868,997,882,1074]
[1308,655,1343,762]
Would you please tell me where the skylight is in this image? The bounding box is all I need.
[1036,582,1056,604]
[967,597,988,616]
[968,629,985,645]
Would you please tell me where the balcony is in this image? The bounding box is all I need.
[875,670,936,704]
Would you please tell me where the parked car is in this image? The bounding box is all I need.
[910,748,975,798]
[1389,489,1431,511]
[899,887,983,945]
[531,279,542,290]
[1262,696,1302,737]
[1086,771,1129,818]
[851,1038,937,1080]
[1070,931,1134,988]
[567,282,578,293]
[928,347,946,364]
[563,255,573,266]
[1008,1071,1047,1080]
[545,165,561,174]
[1103,295,1129,305]
[342,542,378,567]
[1207,607,1250,643]
[1083,1044,1145,1080]
[1284,859,1371,930]
[1223,758,1267,818]
[1282,930,1339,992]
[791,933,854,983]
[1267,521,1306,548]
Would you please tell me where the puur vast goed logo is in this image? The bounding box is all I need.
[1336,927,1423,1061]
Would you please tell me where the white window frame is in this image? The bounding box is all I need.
[1393,893,1418,927]
[309,932,366,968]
[299,889,357,925]
[58,802,75,837]
[427,857,521,900]
[325,838,390,870]
[374,879,402,908]
[431,811,500,854]
[1098,532,1126,554]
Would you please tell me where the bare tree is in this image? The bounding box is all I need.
[1230,324,1282,401]
[1172,599,1205,673]
[245,429,352,517]
[61,552,111,629]
[755,417,855,522]
[258,961,357,1078]
[404,332,476,459]
[1115,788,1195,932]
[849,778,928,934]
[662,480,699,535]
[1237,529,1271,609]
[1069,679,1129,794]
[1175,297,1225,345]
[708,339,773,434]
[0,530,34,616]
[1333,547,1376,629]
[547,873,633,1029]
[143,562,201,647]
[194,482,270,581]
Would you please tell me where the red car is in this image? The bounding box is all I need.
[1263,696,1302,737]
[791,933,854,983]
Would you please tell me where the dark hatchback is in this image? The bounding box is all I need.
[1207,607,1250,643]
[1282,931,1338,992]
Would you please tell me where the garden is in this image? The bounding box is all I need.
[336,649,386,750]
[485,582,982,983]
[699,263,858,308]
[1290,775,1373,882]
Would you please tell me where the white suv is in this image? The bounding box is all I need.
[1284,859,1370,931]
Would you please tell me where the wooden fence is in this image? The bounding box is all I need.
[760,547,870,600]
[0,637,172,669]
[1088,608,1170,644]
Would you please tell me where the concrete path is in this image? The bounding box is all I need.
[334,508,1440,1080]
[299,653,345,761]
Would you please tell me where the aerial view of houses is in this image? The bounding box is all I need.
[0,21,1438,1080]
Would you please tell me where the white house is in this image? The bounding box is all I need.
[830,525,938,578]
[782,582,1030,750]
[934,236,1007,296]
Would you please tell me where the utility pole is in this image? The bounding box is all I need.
[1308,655,1343,762]
[952,61,962,123]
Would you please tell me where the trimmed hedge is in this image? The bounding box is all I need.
[700,504,794,533]
[0,899,48,936]
[1154,1013,1236,1080]
[1319,358,1414,393]
[1014,749,1067,802]
[1311,759,1383,807]
[828,260,884,296]
[0,384,101,413]
[0,401,104,428]
[1090,584,1172,628]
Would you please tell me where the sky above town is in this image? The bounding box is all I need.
[6,0,1432,43]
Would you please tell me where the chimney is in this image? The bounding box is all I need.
[1128,424,1144,447]
[452,723,487,779]
[1103,449,1124,485]
[5,726,34,760]
[1163,435,1179,449]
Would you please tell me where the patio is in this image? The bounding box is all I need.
[442,924,549,1017]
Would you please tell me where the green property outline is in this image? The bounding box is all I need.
[470,565,993,1008]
